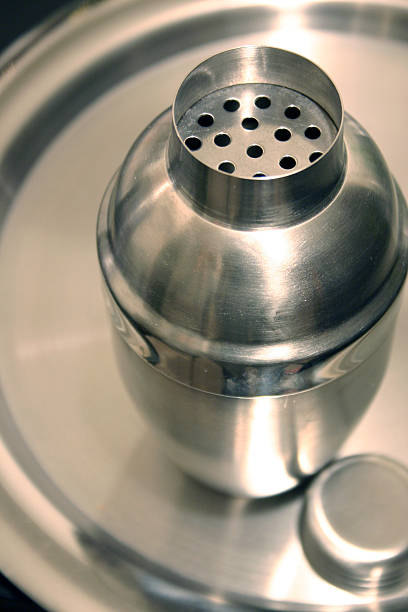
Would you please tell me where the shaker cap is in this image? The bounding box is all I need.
[303,454,408,592]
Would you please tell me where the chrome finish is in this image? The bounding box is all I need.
[302,455,408,593]
[1,1,408,610]
[98,46,407,497]
[110,302,399,497]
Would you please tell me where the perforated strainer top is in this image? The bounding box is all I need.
[177,83,337,179]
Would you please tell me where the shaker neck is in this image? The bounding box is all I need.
[167,46,345,228]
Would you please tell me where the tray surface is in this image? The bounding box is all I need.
[1,1,408,610]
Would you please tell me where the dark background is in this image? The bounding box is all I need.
[1,0,75,54]
[0,4,75,612]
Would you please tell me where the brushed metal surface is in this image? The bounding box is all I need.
[1,0,408,610]
[97,44,406,497]
[303,455,408,593]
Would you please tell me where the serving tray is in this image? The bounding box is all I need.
[1,1,407,610]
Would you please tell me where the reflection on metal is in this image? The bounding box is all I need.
[98,45,407,498]
[303,455,408,593]
[1,1,408,610]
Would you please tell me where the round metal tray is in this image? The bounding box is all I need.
[1,1,408,610]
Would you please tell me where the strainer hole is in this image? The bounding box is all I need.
[255,96,271,109]
[224,99,240,112]
[185,137,202,151]
[305,126,321,140]
[197,113,214,127]
[279,156,297,170]
[247,145,263,159]
[284,105,301,119]
[309,151,323,163]
[214,133,231,147]
[218,161,235,174]
[253,172,266,178]
[274,128,291,142]
[242,117,259,130]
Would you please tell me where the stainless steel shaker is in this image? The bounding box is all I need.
[97,46,407,497]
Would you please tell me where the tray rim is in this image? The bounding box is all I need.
[1,1,408,610]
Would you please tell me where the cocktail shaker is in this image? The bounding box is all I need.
[97,46,407,497]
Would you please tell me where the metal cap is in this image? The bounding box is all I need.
[302,454,408,592]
